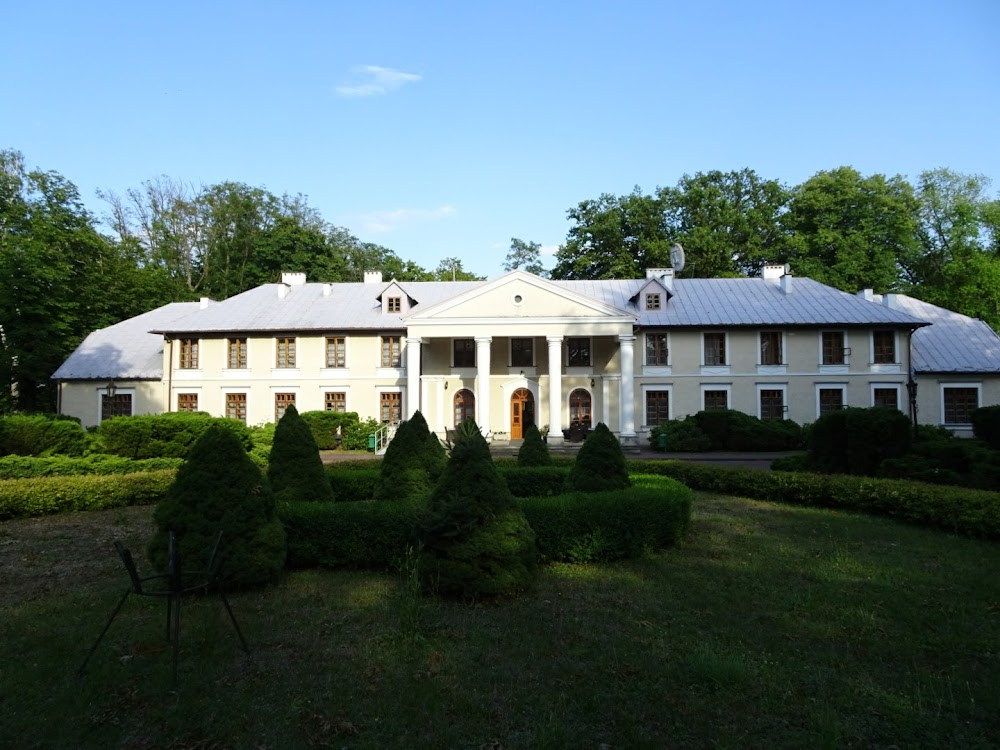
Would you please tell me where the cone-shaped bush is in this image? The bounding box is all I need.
[418,420,537,597]
[268,404,334,503]
[374,410,445,502]
[148,424,286,587]
[517,424,552,467]
[565,422,630,493]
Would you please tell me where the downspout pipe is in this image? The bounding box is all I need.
[906,328,918,439]
[166,338,174,413]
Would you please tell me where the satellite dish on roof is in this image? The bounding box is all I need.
[670,243,685,273]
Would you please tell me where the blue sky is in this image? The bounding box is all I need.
[4,0,999,278]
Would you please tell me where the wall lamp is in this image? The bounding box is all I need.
[590,378,595,388]
[444,381,449,390]
[104,380,118,398]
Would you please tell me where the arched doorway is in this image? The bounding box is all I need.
[454,389,475,427]
[510,388,535,440]
[569,388,592,429]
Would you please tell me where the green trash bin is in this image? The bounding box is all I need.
[657,432,668,451]
[368,433,376,451]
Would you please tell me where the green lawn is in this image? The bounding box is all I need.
[2,483,998,749]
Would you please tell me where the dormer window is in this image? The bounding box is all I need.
[387,297,402,313]
[645,293,661,311]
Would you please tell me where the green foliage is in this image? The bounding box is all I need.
[268,405,333,503]
[972,405,1000,449]
[879,437,1000,490]
[565,423,630,492]
[0,454,182,479]
[504,238,547,276]
[97,412,251,459]
[522,483,692,563]
[418,420,537,597]
[649,420,712,452]
[247,422,275,466]
[280,499,422,569]
[631,459,1000,540]
[0,470,174,519]
[325,465,380,501]
[517,424,552,466]
[148,425,286,587]
[0,414,89,456]
[341,417,380,451]
[374,412,443,502]
[299,410,358,450]
[807,407,911,475]
[650,412,804,453]
[498,466,568,497]
[784,167,920,293]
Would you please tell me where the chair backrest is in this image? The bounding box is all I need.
[114,541,145,594]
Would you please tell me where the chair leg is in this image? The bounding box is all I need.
[78,589,131,676]
[170,591,181,688]
[218,589,250,654]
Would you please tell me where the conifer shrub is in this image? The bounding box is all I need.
[417,420,537,597]
[373,411,444,502]
[268,405,333,503]
[972,405,1000,449]
[148,425,286,587]
[565,422,630,492]
[517,424,552,466]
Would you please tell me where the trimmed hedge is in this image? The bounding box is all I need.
[279,480,692,570]
[0,414,89,457]
[326,466,380,501]
[299,410,358,450]
[650,411,804,452]
[972,405,1000,449]
[629,459,1000,540]
[97,412,252,459]
[0,470,176,519]
[522,483,692,563]
[497,466,568,497]
[281,499,422,569]
[0,455,183,479]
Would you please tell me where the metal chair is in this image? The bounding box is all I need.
[78,531,250,687]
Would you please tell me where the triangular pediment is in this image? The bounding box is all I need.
[406,271,636,323]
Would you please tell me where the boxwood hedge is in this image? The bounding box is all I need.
[0,455,183,479]
[0,470,176,519]
[629,459,1000,539]
[279,479,692,570]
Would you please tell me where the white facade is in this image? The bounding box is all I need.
[53,270,1000,440]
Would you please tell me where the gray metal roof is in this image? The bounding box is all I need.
[52,302,202,380]
[153,281,488,333]
[875,294,1000,374]
[562,277,929,328]
[153,275,928,334]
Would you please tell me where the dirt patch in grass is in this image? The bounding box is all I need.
[0,504,156,609]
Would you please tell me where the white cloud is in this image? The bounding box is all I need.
[336,65,422,97]
[539,244,560,260]
[357,204,456,233]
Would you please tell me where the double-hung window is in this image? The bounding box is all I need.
[326,337,346,368]
[822,332,846,365]
[760,332,782,365]
[453,339,475,368]
[381,336,401,367]
[873,331,896,364]
[567,338,591,367]
[704,333,726,366]
[646,333,668,366]
[227,338,247,369]
[276,337,296,368]
[179,338,199,369]
[511,338,534,367]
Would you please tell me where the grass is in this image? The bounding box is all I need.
[2,480,999,749]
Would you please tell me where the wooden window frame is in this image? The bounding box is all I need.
[381,335,402,368]
[872,331,896,365]
[759,388,785,421]
[380,392,402,423]
[645,293,661,311]
[179,338,199,369]
[326,336,347,368]
[227,337,247,369]
[703,389,728,411]
[759,331,783,366]
[387,296,402,313]
[703,333,727,366]
[822,331,847,365]
[453,389,475,427]
[511,338,534,367]
[453,338,475,368]
[276,337,296,368]
[177,393,199,412]
[275,392,296,421]
[226,393,247,423]
[645,333,668,366]
[943,386,980,425]
[645,390,671,426]
[324,391,347,412]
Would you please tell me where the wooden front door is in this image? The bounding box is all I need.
[510,388,535,440]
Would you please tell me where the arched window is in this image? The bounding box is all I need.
[454,389,475,427]
[569,388,592,428]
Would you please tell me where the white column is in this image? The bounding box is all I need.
[475,336,492,437]
[619,335,636,438]
[406,337,421,419]
[547,336,563,441]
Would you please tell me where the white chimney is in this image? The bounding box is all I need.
[780,271,793,295]
[647,267,674,291]
[882,293,899,310]
[199,297,210,309]
[858,289,874,302]
[364,271,383,284]
[322,283,332,297]
[281,271,306,286]
[278,285,288,299]
[762,264,785,280]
